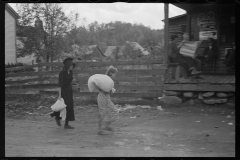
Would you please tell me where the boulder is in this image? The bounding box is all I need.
[215,99,227,104]
[160,95,182,105]
[163,90,180,96]
[203,99,215,105]
[183,92,194,98]
[185,99,194,105]
[216,92,228,98]
[198,93,204,100]
[202,92,215,98]
[228,92,235,97]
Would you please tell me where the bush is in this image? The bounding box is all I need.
[5,62,35,73]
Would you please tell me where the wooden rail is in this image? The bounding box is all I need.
[5,60,166,99]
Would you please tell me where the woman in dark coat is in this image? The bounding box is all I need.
[50,57,75,129]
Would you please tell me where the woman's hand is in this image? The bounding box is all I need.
[111,88,116,93]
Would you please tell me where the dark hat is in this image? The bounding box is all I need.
[170,35,178,41]
[63,57,74,69]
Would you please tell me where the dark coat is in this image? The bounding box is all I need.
[204,45,219,61]
[58,68,75,121]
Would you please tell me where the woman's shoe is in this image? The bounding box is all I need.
[64,125,74,129]
[97,130,111,135]
[55,118,61,126]
[50,112,55,117]
[103,127,120,132]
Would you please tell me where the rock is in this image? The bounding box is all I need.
[157,106,163,111]
[183,92,194,98]
[163,91,180,96]
[144,146,152,151]
[217,92,228,98]
[215,99,227,104]
[226,115,232,118]
[115,141,125,145]
[202,92,215,98]
[140,106,151,109]
[160,95,182,105]
[185,99,194,105]
[228,92,235,97]
[164,132,175,137]
[203,99,215,105]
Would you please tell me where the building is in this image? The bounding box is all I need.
[103,46,125,61]
[5,4,20,64]
[167,4,235,74]
[78,45,105,61]
[162,14,187,44]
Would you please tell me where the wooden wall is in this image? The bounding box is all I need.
[5,9,17,64]
[168,15,187,45]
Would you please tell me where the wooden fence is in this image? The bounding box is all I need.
[5,59,166,98]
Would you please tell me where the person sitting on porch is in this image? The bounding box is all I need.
[168,34,201,76]
[201,38,219,67]
[225,42,235,72]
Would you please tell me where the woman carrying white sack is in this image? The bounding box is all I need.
[89,66,119,135]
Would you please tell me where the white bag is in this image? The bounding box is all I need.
[51,98,67,112]
[88,74,114,92]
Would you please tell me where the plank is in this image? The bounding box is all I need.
[214,76,224,84]
[39,90,163,98]
[222,76,234,84]
[6,83,163,91]
[198,75,211,83]
[5,78,40,85]
[229,76,235,84]
[209,76,222,84]
[77,76,163,84]
[37,69,166,76]
[163,84,235,92]
[37,60,165,68]
[5,72,39,78]
[5,64,40,72]
[5,68,166,78]
[5,60,166,72]
[6,75,163,85]
[218,76,230,84]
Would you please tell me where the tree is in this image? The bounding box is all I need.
[16,3,79,63]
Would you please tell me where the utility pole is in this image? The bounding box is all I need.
[164,3,169,65]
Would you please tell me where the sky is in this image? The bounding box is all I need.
[8,3,186,30]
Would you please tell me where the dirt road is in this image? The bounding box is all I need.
[5,99,235,157]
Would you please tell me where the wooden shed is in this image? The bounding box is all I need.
[5,4,20,64]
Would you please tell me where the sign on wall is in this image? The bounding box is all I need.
[197,12,216,32]
[199,30,217,40]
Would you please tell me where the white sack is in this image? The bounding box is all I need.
[51,98,66,112]
[88,74,114,92]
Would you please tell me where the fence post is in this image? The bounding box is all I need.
[38,62,43,93]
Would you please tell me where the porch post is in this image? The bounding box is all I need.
[187,11,191,41]
[164,3,169,65]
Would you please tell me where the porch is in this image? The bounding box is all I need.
[163,75,235,92]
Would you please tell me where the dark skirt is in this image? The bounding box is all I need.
[54,85,75,121]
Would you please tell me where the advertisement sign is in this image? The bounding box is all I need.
[199,30,217,40]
